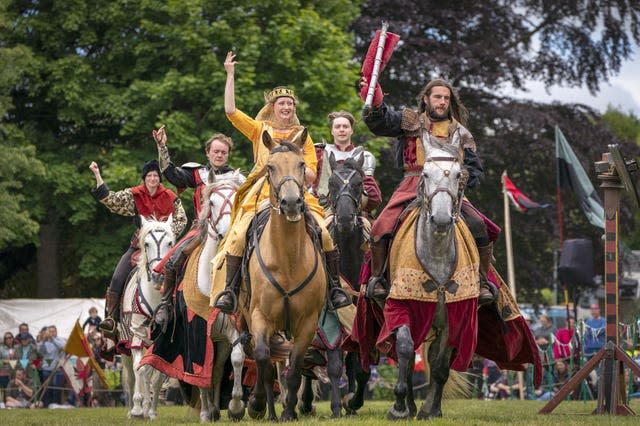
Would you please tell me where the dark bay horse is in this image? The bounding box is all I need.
[241,129,327,421]
[299,154,371,417]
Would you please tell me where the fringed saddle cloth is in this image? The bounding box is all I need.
[388,208,480,303]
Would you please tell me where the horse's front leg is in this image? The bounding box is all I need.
[327,347,343,418]
[198,386,213,423]
[417,327,452,420]
[388,324,413,420]
[228,337,246,420]
[212,339,231,422]
[248,318,272,420]
[129,348,146,418]
[281,321,316,421]
[406,351,417,417]
[343,351,370,415]
[148,367,163,420]
[120,355,135,418]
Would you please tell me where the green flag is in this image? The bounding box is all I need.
[555,126,605,228]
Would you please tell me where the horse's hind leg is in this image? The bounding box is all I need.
[417,327,452,420]
[212,340,231,421]
[327,347,343,418]
[298,375,315,416]
[227,336,246,420]
[406,352,417,417]
[388,324,413,420]
[148,368,163,420]
[343,352,369,415]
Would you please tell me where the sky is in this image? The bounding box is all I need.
[505,54,640,117]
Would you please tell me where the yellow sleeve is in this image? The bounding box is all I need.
[226,109,262,147]
[302,133,317,174]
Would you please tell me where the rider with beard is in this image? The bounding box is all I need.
[360,78,495,305]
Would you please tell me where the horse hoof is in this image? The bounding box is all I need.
[212,408,221,422]
[416,409,442,420]
[387,406,410,421]
[298,404,315,417]
[228,407,245,421]
[248,403,266,420]
[280,411,297,422]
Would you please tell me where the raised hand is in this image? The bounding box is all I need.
[152,125,167,146]
[224,51,237,75]
[89,161,100,175]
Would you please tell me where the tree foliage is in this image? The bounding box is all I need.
[0,0,362,297]
[353,1,640,301]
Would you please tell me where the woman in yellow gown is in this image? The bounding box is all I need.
[211,51,350,314]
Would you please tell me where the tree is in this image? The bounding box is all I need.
[352,1,640,301]
[0,0,363,297]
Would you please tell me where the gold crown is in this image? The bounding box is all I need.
[266,86,296,103]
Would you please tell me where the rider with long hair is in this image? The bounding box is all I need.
[89,160,187,336]
[211,51,350,314]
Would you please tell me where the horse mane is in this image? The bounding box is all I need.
[270,140,302,155]
[339,157,364,174]
[137,216,173,269]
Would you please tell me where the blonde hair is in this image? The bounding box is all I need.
[255,86,300,126]
[205,133,233,152]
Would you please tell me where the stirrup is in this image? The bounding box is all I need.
[365,276,388,302]
[213,290,238,314]
[329,287,351,309]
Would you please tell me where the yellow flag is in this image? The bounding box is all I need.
[64,320,108,388]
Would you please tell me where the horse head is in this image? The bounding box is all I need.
[198,170,243,242]
[262,128,308,222]
[418,131,462,234]
[328,152,364,234]
[138,215,176,287]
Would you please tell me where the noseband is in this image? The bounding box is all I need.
[207,184,236,240]
[420,156,462,221]
[331,168,362,216]
[268,174,304,214]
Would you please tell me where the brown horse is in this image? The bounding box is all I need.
[241,129,327,421]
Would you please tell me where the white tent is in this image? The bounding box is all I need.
[0,298,105,340]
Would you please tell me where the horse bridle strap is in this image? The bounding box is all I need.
[253,228,319,341]
[208,185,235,239]
[268,174,304,213]
[421,156,461,219]
[331,168,361,215]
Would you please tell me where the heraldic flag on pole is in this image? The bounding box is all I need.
[555,126,605,229]
[502,171,548,212]
[64,320,108,388]
[359,26,401,105]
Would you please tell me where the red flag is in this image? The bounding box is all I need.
[502,171,548,213]
[359,28,401,106]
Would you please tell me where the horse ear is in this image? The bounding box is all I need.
[140,215,148,227]
[262,130,274,150]
[297,128,308,148]
[166,214,173,227]
[329,151,338,171]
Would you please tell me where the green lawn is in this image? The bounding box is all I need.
[1,400,640,425]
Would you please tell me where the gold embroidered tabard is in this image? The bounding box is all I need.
[388,208,480,303]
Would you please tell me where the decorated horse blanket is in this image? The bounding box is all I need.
[347,204,542,386]
[139,244,216,388]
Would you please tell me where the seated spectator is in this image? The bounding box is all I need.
[536,359,571,401]
[14,332,39,382]
[1,332,16,391]
[5,367,33,408]
[553,316,577,360]
[16,323,35,345]
[83,307,102,335]
[489,370,525,400]
[534,314,555,353]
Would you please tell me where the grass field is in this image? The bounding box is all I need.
[1,399,640,425]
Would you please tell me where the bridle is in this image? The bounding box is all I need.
[330,168,362,219]
[207,184,236,240]
[268,173,305,214]
[143,226,172,284]
[419,156,462,221]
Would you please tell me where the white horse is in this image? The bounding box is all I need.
[190,172,247,422]
[119,216,175,419]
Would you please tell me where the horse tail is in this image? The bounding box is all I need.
[443,370,472,399]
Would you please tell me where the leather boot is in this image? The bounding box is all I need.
[213,254,243,314]
[478,242,498,306]
[325,250,351,309]
[365,238,390,302]
[99,290,120,335]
